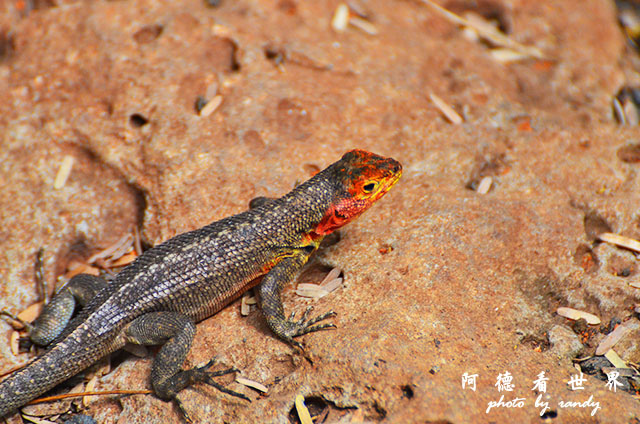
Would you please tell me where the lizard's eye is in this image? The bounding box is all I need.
[362,182,377,193]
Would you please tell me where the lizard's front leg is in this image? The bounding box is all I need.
[258,254,336,349]
[248,196,275,209]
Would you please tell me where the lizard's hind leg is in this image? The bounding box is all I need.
[28,274,107,346]
[124,312,248,422]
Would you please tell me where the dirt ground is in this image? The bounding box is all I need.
[2,0,640,422]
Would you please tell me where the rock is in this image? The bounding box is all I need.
[549,325,585,358]
[1,0,639,422]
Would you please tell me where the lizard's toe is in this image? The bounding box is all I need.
[279,309,337,345]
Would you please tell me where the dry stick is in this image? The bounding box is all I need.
[26,389,153,405]
[418,0,544,59]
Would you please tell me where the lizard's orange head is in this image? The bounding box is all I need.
[314,150,402,235]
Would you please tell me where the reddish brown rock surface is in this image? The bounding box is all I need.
[1,0,640,422]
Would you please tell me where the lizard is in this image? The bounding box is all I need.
[0,149,402,420]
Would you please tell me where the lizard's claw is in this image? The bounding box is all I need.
[174,359,249,423]
[189,359,250,401]
[279,307,337,349]
[197,358,240,377]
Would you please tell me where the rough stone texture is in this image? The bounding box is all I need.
[548,325,585,359]
[1,0,640,422]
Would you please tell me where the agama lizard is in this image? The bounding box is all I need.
[0,149,402,419]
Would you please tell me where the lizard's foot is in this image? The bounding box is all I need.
[173,359,250,424]
[279,307,337,349]
[187,358,250,401]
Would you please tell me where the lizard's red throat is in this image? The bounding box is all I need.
[312,199,366,236]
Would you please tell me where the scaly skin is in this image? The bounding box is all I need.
[0,149,402,418]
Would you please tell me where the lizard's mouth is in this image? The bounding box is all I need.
[333,210,353,224]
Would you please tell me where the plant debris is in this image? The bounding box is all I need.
[557,307,601,325]
[598,232,640,253]
[236,376,268,393]
[296,267,343,299]
[198,95,224,117]
[613,87,640,126]
[331,3,378,35]
[476,176,492,194]
[53,155,74,190]
[294,394,313,424]
[604,349,628,369]
[429,93,463,124]
[419,0,544,60]
[596,319,639,355]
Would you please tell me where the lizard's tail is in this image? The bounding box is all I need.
[0,339,99,417]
